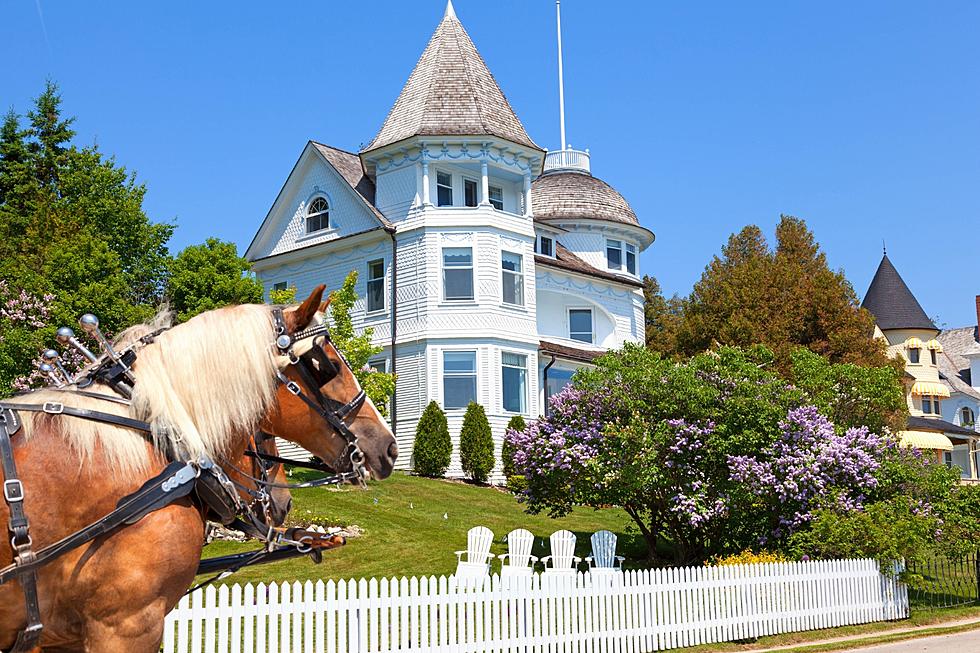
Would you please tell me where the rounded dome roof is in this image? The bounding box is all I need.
[531,170,639,226]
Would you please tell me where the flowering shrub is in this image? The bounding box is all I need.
[729,406,894,541]
[708,550,787,566]
[0,281,57,395]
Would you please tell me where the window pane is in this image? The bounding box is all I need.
[444,269,473,300]
[502,352,526,367]
[502,364,526,413]
[606,240,622,269]
[502,273,522,305]
[444,377,477,409]
[367,280,384,311]
[569,310,592,333]
[368,260,384,280]
[368,359,387,373]
[909,348,920,363]
[437,171,453,207]
[626,249,637,275]
[540,237,553,257]
[501,251,521,272]
[545,368,574,414]
[443,248,472,267]
[464,179,478,207]
[489,186,504,211]
[444,351,476,372]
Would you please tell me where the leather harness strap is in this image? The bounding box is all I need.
[0,408,43,652]
[0,402,152,435]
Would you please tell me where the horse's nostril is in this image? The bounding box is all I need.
[387,441,399,461]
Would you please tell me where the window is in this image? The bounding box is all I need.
[545,368,574,415]
[606,239,623,270]
[943,451,954,468]
[501,251,524,306]
[537,236,554,257]
[306,197,330,233]
[464,179,478,207]
[488,185,504,211]
[908,347,920,364]
[930,349,938,365]
[626,243,637,275]
[272,281,287,293]
[961,407,975,427]
[442,247,474,301]
[368,358,388,374]
[501,352,527,413]
[923,396,941,415]
[569,308,593,343]
[443,351,477,409]
[437,171,453,207]
[367,259,385,312]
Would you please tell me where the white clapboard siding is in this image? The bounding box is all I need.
[273,437,313,462]
[162,558,908,653]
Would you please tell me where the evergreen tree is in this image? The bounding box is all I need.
[459,402,494,484]
[502,414,525,478]
[413,401,451,477]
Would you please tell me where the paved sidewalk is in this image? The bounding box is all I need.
[844,628,980,652]
[752,617,980,652]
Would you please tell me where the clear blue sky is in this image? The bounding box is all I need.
[3,1,978,327]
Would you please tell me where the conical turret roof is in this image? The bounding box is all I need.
[361,1,541,154]
[862,254,936,331]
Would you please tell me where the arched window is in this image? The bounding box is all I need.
[306,197,329,233]
[962,406,976,427]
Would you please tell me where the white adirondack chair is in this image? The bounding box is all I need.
[541,529,581,575]
[454,526,495,580]
[585,530,624,573]
[498,528,537,578]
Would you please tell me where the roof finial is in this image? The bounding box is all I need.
[882,239,887,255]
[556,0,567,150]
[444,0,456,19]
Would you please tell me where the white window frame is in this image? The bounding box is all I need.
[366,258,386,313]
[442,349,478,410]
[568,307,594,344]
[501,351,528,414]
[500,250,524,307]
[306,196,330,233]
[442,246,475,302]
[626,243,637,275]
[537,235,555,257]
[488,185,504,211]
[368,357,388,374]
[606,239,623,271]
[436,170,454,207]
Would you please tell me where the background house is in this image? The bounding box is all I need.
[937,296,980,481]
[862,253,978,481]
[245,2,654,478]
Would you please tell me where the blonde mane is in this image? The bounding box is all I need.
[9,304,281,474]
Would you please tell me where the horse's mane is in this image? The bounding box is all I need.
[9,304,280,474]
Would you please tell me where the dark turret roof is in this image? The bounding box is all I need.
[861,254,936,331]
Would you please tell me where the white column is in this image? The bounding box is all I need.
[480,159,490,206]
[970,438,978,480]
[523,173,533,217]
[421,161,431,206]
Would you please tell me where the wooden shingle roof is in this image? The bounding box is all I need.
[531,171,640,227]
[362,1,541,154]
[861,254,936,331]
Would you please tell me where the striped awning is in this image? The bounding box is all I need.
[910,381,951,398]
[899,430,954,451]
[926,339,943,352]
[905,337,924,349]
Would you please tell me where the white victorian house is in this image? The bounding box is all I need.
[244,2,654,477]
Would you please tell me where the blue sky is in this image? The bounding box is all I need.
[3,1,978,327]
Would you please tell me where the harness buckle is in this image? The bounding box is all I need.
[42,402,64,415]
[285,381,302,396]
[3,479,24,503]
[275,334,292,351]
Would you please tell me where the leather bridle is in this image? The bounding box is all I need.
[270,308,369,484]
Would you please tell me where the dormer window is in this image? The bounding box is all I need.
[536,236,554,257]
[306,197,330,233]
[908,347,921,364]
[437,171,453,207]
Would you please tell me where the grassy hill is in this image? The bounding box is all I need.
[201,471,641,585]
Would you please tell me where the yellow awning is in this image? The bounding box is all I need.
[926,339,943,352]
[905,337,923,349]
[910,381,951,398]
[899,430,954,451]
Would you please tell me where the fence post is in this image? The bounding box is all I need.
[975,549,979,604]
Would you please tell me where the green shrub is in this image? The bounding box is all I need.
[502,414,526,478]
[507,474,528,494]
[708,549,786,566]
[413,401,451,477]
[459,402,494,483]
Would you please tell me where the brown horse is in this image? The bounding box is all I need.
[0,285,396,652]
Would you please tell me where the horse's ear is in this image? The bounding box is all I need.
[318,294,333,313]
[289,284,325,330]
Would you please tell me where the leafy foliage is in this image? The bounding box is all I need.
[659,216,888,370]
[459,402,494,484]
[326,271,395,417]
[413,401,451,478]
[268,285,297,305]
[502,414,525,478]
[708,550,786,566]
[165,238,264,322]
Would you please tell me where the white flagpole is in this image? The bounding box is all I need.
[556,0,567,150]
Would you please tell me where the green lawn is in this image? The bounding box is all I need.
[200,471,640,585]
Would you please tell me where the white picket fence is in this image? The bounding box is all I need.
[162,558,908,653]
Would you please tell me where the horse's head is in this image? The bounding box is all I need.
[260,285,398,481]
